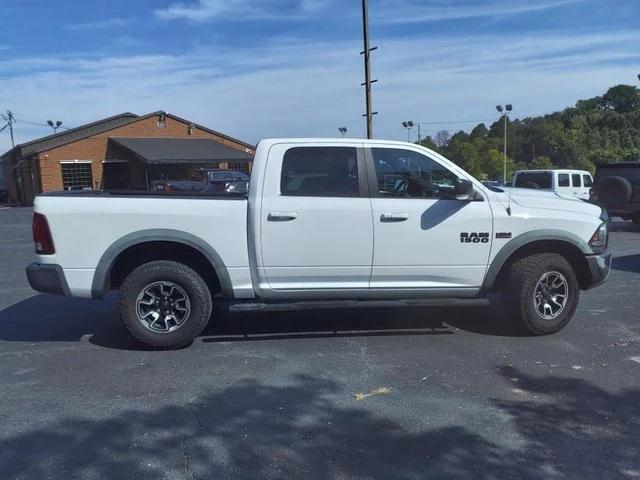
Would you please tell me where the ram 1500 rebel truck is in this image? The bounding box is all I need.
[27,139,611,348]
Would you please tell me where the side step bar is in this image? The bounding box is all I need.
[228,298,489,312]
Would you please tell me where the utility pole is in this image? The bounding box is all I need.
[496,104,513,183]
[361,0,377,139]
[1,110,15,147]
[417,123,422,145]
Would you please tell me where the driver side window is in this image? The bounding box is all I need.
[371,148,458,199]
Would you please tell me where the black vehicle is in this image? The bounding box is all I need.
[590,162,640,224]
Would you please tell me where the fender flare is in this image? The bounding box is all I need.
[91,229,234,299]
[482,229,592,292]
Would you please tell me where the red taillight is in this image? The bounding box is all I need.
[164,183,173,192]
[589,187,597,199]
[32,213,55,255]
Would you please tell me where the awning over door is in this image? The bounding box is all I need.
[109,137,253,165]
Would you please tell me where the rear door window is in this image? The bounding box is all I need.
[583,174,593,187]
[558,174,570,187]
[281,147,358,197]
[514,172,552,189]
[571,174,582,187]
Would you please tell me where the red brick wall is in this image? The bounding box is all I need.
[38,115,254,192]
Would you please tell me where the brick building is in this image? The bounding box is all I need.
[0,111,255,205]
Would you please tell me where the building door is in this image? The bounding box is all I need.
[102,161,130,189]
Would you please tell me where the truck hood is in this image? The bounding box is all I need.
[493,187,602,217]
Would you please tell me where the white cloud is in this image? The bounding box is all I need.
[377,0,584,24]
[66,18,134,30]
[0,30,637,152]
[155,0,328,21]
[154,0,583,23]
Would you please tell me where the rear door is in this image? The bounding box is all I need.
[367,145,493,290]
[571,172,583,198]
[259,143,373,292]
[581,173,593,199]
[555,172,572,197]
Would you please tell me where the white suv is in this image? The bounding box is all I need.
[513,169,594,200]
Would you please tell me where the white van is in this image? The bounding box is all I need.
[512,169,594,200]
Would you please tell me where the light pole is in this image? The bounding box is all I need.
[47,120,62,133]
[338,127,348,137]
[402,121,414,142]
[496,104,512,183]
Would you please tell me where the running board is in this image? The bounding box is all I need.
[228,298,489,312]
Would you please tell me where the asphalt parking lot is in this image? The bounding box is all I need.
[1,207,639,479]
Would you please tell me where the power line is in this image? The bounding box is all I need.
[416,119,495,126]
[12,114,71,130]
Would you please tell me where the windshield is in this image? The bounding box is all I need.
[514,171,552,189]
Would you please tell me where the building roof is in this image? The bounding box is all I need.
[1,111,255,159]
[1,112,139,159]
[110,137,253,164]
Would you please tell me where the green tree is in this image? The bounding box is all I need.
[601,85,640,113]
[530,156,553,169]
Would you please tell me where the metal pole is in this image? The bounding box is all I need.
[7,111,15,147]
[362,0,373,139]
[503,114,507,184]
[417,124,421,145]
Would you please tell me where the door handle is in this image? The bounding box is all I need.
[268,212,298,222]
[380,213,409,222]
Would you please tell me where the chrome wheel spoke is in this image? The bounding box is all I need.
[533,271,569,320]
[135,281,191,334]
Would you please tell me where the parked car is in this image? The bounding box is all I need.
[201,170,249,194]
[27,139,610,348]
[150,179,203,192]
[151,169,249,194]
[513,169,593,199]
[481,180,505,190]
[589,162,640,224]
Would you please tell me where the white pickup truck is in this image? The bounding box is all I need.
[27,139,611,348]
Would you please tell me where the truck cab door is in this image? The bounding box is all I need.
[367,146,493,291]
[257,143,373,294]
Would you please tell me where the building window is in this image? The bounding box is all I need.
[61,162,93,190]
[228,162,251,175]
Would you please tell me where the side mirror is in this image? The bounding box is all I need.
[454,178,474,200]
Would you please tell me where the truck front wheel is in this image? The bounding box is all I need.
[503,253,580,335]
[117,260,212,348]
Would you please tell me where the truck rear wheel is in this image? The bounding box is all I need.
[503,253,579,335]
[117,260,212,348]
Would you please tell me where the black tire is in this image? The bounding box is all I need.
[503,253,580,336]
[117,260,212,348]
[598,176,632,208]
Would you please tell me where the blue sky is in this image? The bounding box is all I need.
[1,0,639,151]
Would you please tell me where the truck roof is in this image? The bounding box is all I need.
[259,138,417,146]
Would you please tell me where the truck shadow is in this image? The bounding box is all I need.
[1,369,638,479]
[0,294,519,351]
[612,254,640,274]
[609,220,640,232]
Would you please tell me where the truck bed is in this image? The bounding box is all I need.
[34,193,251,298]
